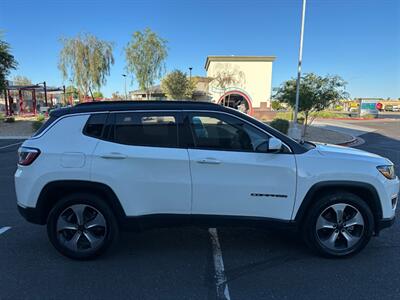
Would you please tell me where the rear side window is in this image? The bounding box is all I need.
[83,114,108,138]
[112,112,178,148]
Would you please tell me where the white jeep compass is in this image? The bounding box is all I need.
[15,101,399,259]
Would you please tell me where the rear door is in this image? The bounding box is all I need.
[90,111,192,216]
[185,111,297,220]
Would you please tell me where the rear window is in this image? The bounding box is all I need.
[83,114,108,138]
[112,112,178,147]
[32,116,58,137]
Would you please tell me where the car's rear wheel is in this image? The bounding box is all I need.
[302,192,374,257]
[47,193,118,260]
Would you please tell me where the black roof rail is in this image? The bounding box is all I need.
[75,100,217,107]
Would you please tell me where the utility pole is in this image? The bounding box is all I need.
[43,81,48,107]
[122,74,127,100]
[289,0,307,140]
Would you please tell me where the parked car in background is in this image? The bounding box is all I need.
[385,105,394,112]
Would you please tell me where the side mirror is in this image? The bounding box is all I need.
[268,137,283,152]
[255,137,283,153]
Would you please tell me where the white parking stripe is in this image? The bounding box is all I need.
[0,142,23,150]
[209,228,231,300]
[0,226,11,235]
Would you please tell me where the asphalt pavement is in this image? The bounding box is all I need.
[0,119,399,300]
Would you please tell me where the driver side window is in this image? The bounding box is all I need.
[189,113,268,152]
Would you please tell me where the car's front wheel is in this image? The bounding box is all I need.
[47,193,119,260]
[302,192,374,257]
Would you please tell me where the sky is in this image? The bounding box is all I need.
[1,0,399,98]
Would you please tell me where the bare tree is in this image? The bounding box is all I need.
[13,75,32,86]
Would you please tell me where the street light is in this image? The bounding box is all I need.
[122,74,127,100]
[36,81,48,107]
[289,0,307,140]
[189,67,193,80]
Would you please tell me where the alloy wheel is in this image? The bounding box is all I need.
[56,204,107,252]
[315,203,365,251]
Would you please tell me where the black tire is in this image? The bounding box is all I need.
[302,191,374,258]
[47,193,119,260]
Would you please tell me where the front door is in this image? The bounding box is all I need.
[186,112,297,220]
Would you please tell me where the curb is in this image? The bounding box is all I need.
[316,117,398,122]
[336,136,365,147]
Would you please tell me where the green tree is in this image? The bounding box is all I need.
[13,75,32,86]
[0,37,18,91]
[161,70,194,99]
[92,91,104,99]
[271,100,281,111]
[274,73,348,135]
[125,28,167,99]
[66,85,79,99]
[58,33,114,100]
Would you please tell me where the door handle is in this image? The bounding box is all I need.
[100,152,127,159]
[197,158,221,165]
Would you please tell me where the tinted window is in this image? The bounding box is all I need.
[189,113,268,152]
[83,114,107,138]
[113,113,178,147]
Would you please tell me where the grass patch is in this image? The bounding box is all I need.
[269,118,289,134]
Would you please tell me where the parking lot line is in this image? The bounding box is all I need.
[209,228,231,300]
[0,142,23,150]
[0,227,11,235]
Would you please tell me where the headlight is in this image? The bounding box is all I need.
[377,165,396,180]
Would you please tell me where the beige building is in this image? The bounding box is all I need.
[205,55,276,115]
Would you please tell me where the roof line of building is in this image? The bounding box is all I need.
[205,55,276,70]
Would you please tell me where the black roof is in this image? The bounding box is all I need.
[50,100,226,118]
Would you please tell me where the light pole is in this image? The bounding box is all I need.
[122,74,127,100]
[289,0,307,140]
[189,67,192,80]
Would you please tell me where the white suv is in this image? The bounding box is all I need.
[15,101,399,259]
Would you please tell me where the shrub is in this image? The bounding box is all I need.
[271,100,281,111]
[36,114,45,122]
[269,118,289,134]
[0,114,4,121]
[4,116,15,123]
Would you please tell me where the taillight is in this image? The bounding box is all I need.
[18,147,40,166]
